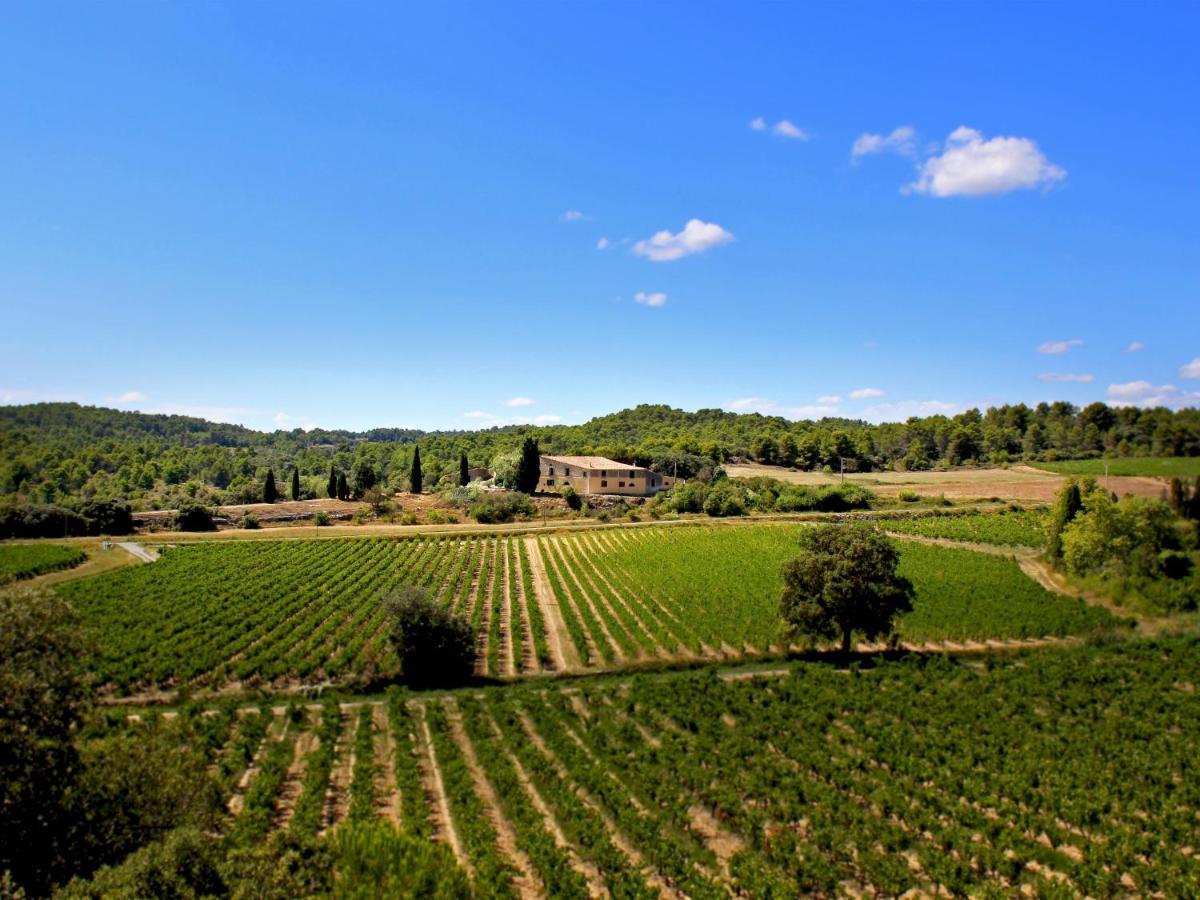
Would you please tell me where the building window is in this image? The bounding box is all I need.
[546,479,555,486]
[601,480,607,488]
[549,467,555,476]
[601,470,607,477]
[618,481,625,487]
[628,471,635,478]
[564,468,570,476]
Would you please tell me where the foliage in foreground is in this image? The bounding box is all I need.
[386,585,476,687]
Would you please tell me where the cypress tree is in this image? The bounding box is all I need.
[327,465,338,500]
[264,469,278,504]
[336,472,349,501]
[1046,480,1083,560]
[410,447,423,494]
[291,468,301,502]
[516,437,540,494]
[459,452,469,487]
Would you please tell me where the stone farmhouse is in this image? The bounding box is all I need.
[537,455,667,497]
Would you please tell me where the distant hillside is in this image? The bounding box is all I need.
[0,400,1196,511]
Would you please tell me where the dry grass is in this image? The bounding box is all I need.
[725,463,1166,503]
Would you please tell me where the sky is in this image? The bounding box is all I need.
[1,2,1197,432]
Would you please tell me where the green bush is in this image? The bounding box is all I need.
[468,492,534,524]
[897,489,920,503]
[560,485,582,511]
[173,502,216,532]
[313,510,332,526]
[240,512,260,530]
[385,585,475,687]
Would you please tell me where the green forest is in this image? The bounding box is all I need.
[2,401,1198,513]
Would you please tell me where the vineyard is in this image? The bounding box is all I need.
[0,542,86,582]
[879,508,1046,548]
[104,637,1200,897]
[61,525,1119,694]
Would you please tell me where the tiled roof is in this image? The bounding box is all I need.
[541,455,646,471]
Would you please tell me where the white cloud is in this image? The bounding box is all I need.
[634,291,667,307]
[504,396,535,408]
[1038,338,1083,354]
[108,390,147,404]
[1180,358,1200,379]
[532,414,562,425]
[632,218,734,262]
[851,125,916,160]
[1037,373,1095,383]
[560,210,586,222]
[906,126,1066,197]
[0,389,35,404]
[726,397,841,419]
[749,117,767,131]
[1126,341,1145,353]
[272,411,291,426]
[596,237,610,250]
[849,387,884,400]
[463,410,498,421]
[772,120,809,140]
[791,404,840,417]
[1107,381,1200,409]
[817,394,842,404]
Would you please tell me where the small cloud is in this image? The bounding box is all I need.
[532,414,562,425]
[727,397,768,411]
[272,411,291,426]
[791,404,840,417]
[726,396,840,418]
[632,219,734,262]
[1180,358,1200,379]
[849,387,885,400]
[463,410,497,420]
[1037,373,1095,383]
[634,291,667,307]
[1126,341,1145,353]
[749,117,767,131]
[560,210,587,222]
[772,120,809,140]
[109,390,148,404]
[817,394,843,404]
[851,125,916,160]
[1107,380,1200,409]
[905,126,1066,197]
[504,396,535,408]
[861,399,964,422]
[1037,338,1083,355]
[596,237,610,250]
[0,388,35,404]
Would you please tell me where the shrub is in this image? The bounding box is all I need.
[173,502,216,532]
[384,585,475,687]
[468,492,534,524]
[703,480,747,517]
[240,513,260,530]
[560,485,582,511]
[897,490,920,503]
[313,511,332,527]
[399,512,419,526]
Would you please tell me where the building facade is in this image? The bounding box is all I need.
[537,455,667,497]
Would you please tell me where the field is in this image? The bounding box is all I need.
[878,508,1046,548]
[61,525,1117,694]
[725,461,1166,502]
[1032,457,1200,478]
[111,638,1200,898]
[0,542,87,582]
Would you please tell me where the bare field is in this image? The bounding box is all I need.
[725,462,1166,502]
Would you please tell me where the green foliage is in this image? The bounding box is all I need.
[459,452,469,487]
[291,468,300,501]
[516,437,540,494]
[313,510,331,526]
[263,469,277,504]
[173,501,216,532]
[331,821,469,899]
[327,465,338,500]
[466,491,534,524]
[239,512,260,529]
[1034,457,1200,477]
[0,503,90,539]
[0,543,86,582]
[1047,478,1085,558]
[559,484,582,511]
[779,525,914,651]
[880,509,1046,548]
[385,585,475,687]
[351,461,376,498]
[58,827,226,899]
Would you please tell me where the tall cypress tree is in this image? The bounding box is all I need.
[517,437,540,494]
[459,452,469,487]
[327,465,338,500]
[264,469,278,504]
[291,468,300,502]
[410,447,423,494]
[336,472,349,501]
[1046,480,1083,560]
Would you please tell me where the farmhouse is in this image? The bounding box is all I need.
[537,455,667,497]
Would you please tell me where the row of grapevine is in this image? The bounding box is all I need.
[111,636,1200,896]
[0,542,87,581]
[61,536,551,692]
[879,508,1046,548]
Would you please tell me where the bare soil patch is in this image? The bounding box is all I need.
[523,537,577,670]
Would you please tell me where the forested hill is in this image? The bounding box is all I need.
[1,401,1198,510]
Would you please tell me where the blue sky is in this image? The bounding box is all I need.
[1,2,1197,431]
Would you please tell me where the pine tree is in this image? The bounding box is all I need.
[264,469,278,504]
[410,447,423,494]
[517,437,540,494]
[459,452,469,487]
[291,468,300,502]
[327,465,338,500]
[336,472,349,501]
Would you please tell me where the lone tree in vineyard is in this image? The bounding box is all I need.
[516,437,540,494]
[780,524,913,653]
[409,447,423,494]
[459,451,469,487]
[385,585,474,687]
[290,467,300,502]
[327,464,338,500]
[1047,478,1086,560]
[263,469,277,504]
